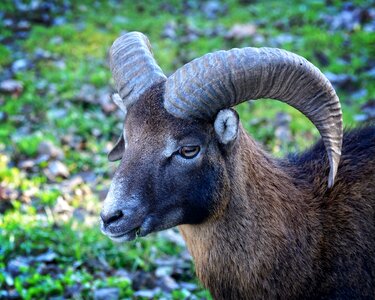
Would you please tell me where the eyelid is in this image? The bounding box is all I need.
[179,143,199,148]
[177,135,202,145]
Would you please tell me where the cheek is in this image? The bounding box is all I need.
[161,159,226,225]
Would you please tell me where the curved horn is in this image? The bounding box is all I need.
[110,31,166,107]
[164,48,342,187]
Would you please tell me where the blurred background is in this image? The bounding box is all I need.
[0,0,374,299]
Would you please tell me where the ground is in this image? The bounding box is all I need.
[0,0,374,299]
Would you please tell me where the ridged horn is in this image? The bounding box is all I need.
[164,48,343,188]
[109,31,166,107]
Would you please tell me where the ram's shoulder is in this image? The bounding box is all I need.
[340,125,375,162]
[285,125,375,184]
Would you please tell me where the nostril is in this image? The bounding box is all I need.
[101,210,124,226]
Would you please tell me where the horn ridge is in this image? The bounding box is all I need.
[109,31,166,107]
[164,46,343,187]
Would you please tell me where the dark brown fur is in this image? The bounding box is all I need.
[180,125,375,299]
[105,83,375,299]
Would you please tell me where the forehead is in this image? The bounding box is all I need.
[125,83,210,142]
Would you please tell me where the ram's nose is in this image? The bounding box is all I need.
[100,210,124,227]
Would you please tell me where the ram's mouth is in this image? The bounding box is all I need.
[105,226,141,242]
[100,214,157,242]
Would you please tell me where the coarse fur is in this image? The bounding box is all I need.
[102,82,375,299]
[180,125,375,299]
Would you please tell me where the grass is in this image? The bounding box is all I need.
[0,0,373,298]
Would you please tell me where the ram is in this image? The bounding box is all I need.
[100,32,375,299]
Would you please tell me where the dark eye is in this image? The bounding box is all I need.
[179,146,200,159]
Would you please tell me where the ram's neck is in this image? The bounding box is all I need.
[179,127,322,299]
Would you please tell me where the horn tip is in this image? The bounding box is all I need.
[327,152,340,188]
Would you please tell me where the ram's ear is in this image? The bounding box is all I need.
[214,109,239,145]
[108,133,125,161]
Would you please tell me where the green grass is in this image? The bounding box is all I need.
[0,0,373,298]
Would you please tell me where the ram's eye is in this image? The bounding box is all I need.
[179,146,200,159]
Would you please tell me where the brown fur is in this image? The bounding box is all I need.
[179,125,375,299]
[104,83,375,299]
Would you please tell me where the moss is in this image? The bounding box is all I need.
[0,45,12,67]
